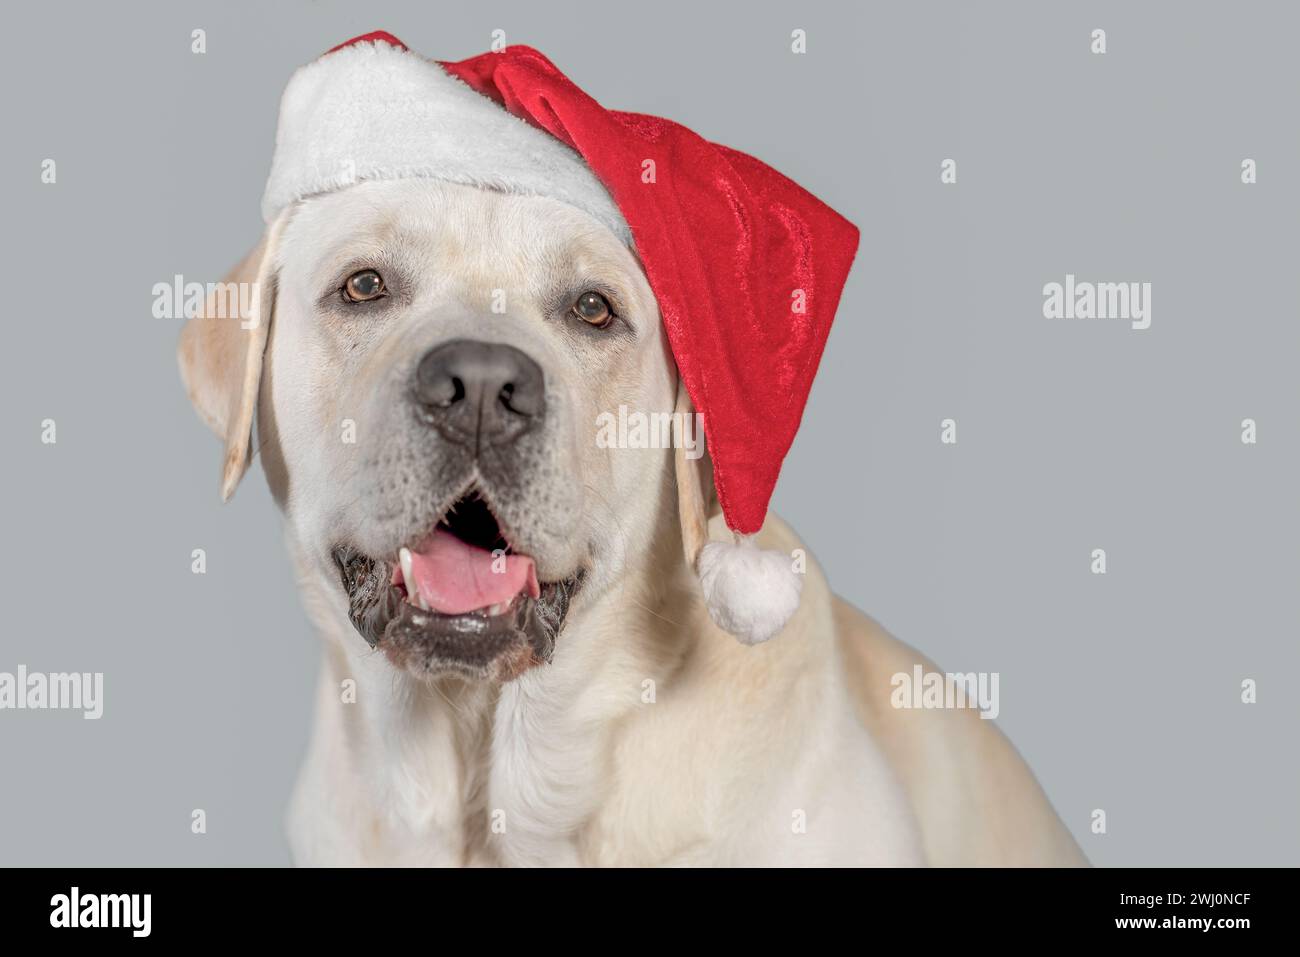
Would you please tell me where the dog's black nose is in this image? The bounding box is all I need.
[413,339,545,448]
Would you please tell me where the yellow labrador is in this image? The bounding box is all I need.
[178,38,1085,866]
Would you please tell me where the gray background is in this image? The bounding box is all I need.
[2,0,1296,866]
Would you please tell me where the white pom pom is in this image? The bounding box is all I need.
[696,537,802,645]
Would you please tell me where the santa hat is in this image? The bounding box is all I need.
[262,32,859,645]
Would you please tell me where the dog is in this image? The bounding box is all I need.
[178,37,1086,867]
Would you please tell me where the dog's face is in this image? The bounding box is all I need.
[190,178,688,682]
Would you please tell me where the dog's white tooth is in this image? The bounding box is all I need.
[399,547,425,608]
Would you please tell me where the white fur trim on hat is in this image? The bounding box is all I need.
[260,39,630,241]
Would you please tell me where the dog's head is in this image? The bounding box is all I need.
[179,36,856,679]
[180,177,714,682]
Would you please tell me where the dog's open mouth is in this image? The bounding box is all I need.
[332,492,582,681]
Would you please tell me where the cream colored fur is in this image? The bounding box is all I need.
[180,178,1086,867]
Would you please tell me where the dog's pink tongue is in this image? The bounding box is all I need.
[404,528,539,615]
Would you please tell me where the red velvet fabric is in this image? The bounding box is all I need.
[331,34,859,535]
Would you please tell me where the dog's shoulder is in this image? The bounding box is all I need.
[831,598,1088,866]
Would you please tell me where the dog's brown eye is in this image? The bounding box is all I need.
[343,269,386,302]
[572,291,613,328]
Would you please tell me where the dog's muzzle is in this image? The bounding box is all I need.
[334,535,582,683]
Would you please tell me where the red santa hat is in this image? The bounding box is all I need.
[262,32,859,645]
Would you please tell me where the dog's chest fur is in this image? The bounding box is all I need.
[286,559,924,868]
[289,575,690,865]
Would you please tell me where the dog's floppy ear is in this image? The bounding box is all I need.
[177,213,287,501]
[674,378,718,568]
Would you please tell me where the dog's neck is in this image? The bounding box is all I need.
[287,510,697,866]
